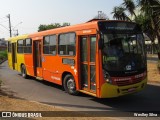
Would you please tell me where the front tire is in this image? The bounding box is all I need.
[21,65,28,79]
[63,74,79,95]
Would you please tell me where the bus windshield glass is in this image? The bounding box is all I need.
[98,22,146,74]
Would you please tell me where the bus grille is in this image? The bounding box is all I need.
[114,78,143,86]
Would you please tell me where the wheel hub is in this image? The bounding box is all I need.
[67,79,75,90]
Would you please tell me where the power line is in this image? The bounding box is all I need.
[12,22,22,30]
[0,24,9,30]
[1,14,23,37]
[0,16,7,20]
[0,20,8,24]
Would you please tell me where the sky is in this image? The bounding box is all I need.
[0,0,123,39]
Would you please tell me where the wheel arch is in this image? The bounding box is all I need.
[61,71,73,86]
[62,71,79,95]
[20,63,25,71]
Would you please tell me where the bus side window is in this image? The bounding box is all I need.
[24,38,32,53]
[8,41,11,53]
[17,40,24,53]
[58,33,76,56]
[43,35,56,55]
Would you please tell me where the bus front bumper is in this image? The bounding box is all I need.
[100,78,147,98]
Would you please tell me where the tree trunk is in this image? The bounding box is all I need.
[152,16,160,60]
[158,52,160,60]
[156,27,160,60]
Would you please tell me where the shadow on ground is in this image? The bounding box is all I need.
[40,84,160,112]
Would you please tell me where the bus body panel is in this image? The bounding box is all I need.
[100,78,147,98]
[8,53,13,69]
[16,54,25,72]
[41,55,76,85]
[24,54,34,76]
[8,35,28,71]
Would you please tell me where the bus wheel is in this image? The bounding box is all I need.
[21,65,28,79]
[63,74,79,95]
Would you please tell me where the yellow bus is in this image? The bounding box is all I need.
[8,35,28,72]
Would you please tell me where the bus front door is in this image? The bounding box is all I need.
[80,35,96,93]
[33,40,42,78]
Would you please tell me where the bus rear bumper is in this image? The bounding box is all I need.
[100,78,147,98]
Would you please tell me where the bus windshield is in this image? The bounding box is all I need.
[102,33,146,71]
[99,22,146,75]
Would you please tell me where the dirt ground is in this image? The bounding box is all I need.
[0,62,160,120]
[0,96,114,120]
[147,62,160,83]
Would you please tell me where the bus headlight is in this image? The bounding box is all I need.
[103,70,112,84]
[105,76,112,84]
[106,78,111,83]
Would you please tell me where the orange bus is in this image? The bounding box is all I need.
[8,19,147,98]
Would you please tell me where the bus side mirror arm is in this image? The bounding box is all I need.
[97,30,104,49]
[98,39,104,49]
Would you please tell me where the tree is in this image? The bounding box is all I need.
[111,0,160,60]
[111,6,131,21]
[62,22,70,27]
[38,22,70,32]
[122,0,137,18]
[94,12,109,19]
[111,0,137,21]
[138,0,160,59]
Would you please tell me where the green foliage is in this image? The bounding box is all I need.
[111,6,131,21]
[122,0,136,17]
[111,0,160,60]
[138,0,160,56]
[0,50,7,60]
[38,22,70,32]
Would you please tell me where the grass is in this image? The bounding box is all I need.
[0,50,7,62]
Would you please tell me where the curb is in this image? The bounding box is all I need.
[148,81,160,85]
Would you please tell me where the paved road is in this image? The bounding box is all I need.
[0,61,160,114]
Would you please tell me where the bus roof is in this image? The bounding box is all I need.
[8,19,137,41]
[8,34,28,43]
[29,19,137,38]
[29,20,101,38]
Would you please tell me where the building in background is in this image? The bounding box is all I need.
[145,36,158,54]
[0,38,7,51]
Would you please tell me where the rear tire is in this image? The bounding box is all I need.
[63,74,79,95]
[21,65,28,79]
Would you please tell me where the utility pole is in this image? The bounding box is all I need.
[7,14,12,37]
[16,29,19,36]
[14,29,19,36]
[13,22,22,36]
